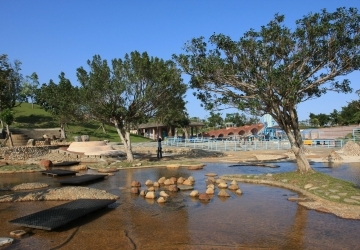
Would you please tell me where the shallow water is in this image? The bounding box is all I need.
[0,162,360,249]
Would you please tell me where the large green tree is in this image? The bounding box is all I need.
[77,52,187,161]
[174,7,360,173]
[35,72,81,138]
[0,54,24,112]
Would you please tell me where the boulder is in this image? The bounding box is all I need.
[230,180,237,185]
[153,182,160,187]
[198,193,211,201]
[164,179,174,185]
[97,168,118,173]
[148,186,155,191]
[177,177,185,184]
[207,184,215,190]
[39,159,53,170]
[177,185,194,191]
[218,189,230,197]
[145,180,153,186]
[145,191,156,199]
[168,185,179,192]
[188,176,195,182]
[218,182,228,189]
[157,197,166,203]
[139,190,147,196]
[130,187,139,194]
[236,189,243,195]
[228,184,239,190]
[182,179,193,186]
[158,177,166,184]
[189,190,199,197]
[205,188,214,195]
[131,180,141,187]
[159,191,169,198]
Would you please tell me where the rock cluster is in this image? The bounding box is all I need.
[0,187,119,202]
[10,182,49,191]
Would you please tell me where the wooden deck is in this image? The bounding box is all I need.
[41,170,78,177]
[9,199,116,231]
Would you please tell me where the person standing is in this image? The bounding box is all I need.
[157,136,162,159]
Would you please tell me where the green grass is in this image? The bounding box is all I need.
[223,171,360,205]
[11,103,152,143]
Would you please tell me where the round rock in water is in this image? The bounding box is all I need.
[10,230,27,237]
[0,238,14,247]
[205,173,217,177]
[177,185,194,191]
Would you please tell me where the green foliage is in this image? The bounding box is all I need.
[0,54,25,111]
[21,72,39,106]
[0,108,14,126]
[77,52,187,131]
[174,7,360,169]
[11,103,152,142]
[206,111,224,128]
[35,72,81,125]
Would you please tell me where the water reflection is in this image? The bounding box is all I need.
[0,162,360,249]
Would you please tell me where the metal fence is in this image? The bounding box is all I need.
[165,137,345,152]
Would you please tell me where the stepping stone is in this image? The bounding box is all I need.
[10,230,27,237]
[9,199,115,231]
[344,198,360,204]
[350,196,360,200]
[0,237,14,247]
[205,173,217,177]
[177,185,194,191]
[338,193,347,196]
[329,195,340,199]
[329,189,338,193]
[309,187,319,190]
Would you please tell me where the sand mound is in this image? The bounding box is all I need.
[67,141,125,156]
[323,150,343,162]
[340,141,360,156]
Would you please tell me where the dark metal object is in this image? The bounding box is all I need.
[41,170,78,177]
[9,199,116,231]
[59,174,106,185]
[53,161,80,167]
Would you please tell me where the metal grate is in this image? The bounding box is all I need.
[59,174,106,185]
[41,170,78,177]
[9,199,116,231]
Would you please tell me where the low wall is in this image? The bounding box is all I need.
[10,128,61,139]
[0,146,58,161]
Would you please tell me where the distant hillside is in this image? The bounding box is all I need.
[10,103,152,143]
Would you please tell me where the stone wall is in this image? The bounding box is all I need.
[10,128,61,140]
[0,146,58,161]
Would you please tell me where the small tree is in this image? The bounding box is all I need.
[35,72,81,138]
[0,54,25,129]
[77,52,187,161]
[174,7,360,173]
[0,109,14,147]
[21,72,39,109]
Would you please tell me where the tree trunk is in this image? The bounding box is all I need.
[272,107,313,174]
[6,124,13,147]
[114,120,134,162]
[182,127,189,139]
[101,123,106,134]
[60,123,66,139]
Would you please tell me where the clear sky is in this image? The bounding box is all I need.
[2,0,359,121]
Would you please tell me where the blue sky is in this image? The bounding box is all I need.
[2,0,360,121]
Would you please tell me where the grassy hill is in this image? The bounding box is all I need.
[11,103,153,143]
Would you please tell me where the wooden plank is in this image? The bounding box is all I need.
[9,199,115,231]
[41,170,78,177]
[59,174,106,185]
